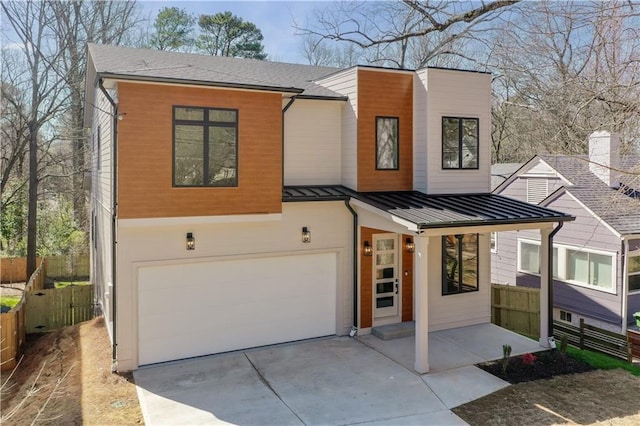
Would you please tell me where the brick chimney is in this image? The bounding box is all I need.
[588,131,620,188]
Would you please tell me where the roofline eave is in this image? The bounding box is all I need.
[96,72,305,94]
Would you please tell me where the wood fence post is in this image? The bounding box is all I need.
[579,318,584,350]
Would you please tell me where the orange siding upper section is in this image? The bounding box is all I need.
[357,70,413,191]
[116,82,282,219]
[401,234,414,322]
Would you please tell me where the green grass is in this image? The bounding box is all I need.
[567,346,640,377]
[54,280,91,289]
[0,295,22,311]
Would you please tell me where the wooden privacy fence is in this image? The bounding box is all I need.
[25,285,94,334]
[553,319,629,361]
[45,255,90,279]
[0,254,89,283]
[491,284,540,338]
[0,258,45,370]
[0,257,44,283]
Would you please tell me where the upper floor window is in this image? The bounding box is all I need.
[442,117,478,169]
[173,106,238,187]
[376,116,399,170]
[442,234,478,295]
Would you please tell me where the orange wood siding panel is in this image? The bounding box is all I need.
[360,227,375,328]
[357,70,413,192]
[401,234,414,322]
[116,82,282,219]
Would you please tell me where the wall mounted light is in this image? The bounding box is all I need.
[302,226,311,243]
[405,237,415,253]
[117,112,127,121]
[186,232,195,250]
[363,240,373,257]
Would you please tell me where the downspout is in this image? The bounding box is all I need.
[98,79,118,370]
[281,96,297,186]
[548,222,563,339]
[344,200,359,335]
[622,239,630,333]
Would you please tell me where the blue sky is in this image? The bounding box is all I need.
[140,1,331,63]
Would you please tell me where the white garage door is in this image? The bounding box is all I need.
[138,252,337,365]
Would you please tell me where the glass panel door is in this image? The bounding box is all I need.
[374,234,399,319]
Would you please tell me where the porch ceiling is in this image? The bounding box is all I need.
[283,185,574,229]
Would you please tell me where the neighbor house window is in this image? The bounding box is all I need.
[491,232,498,253]
[442,117,478,169]
[518,239,615,292]
[566,249,613,290]
[442,234,478,295]
[560,310,572,323]
[376,116,399,169]
[96,125,101,172]
[173,106,238,187]
[629,255,640,292]
[518,239,558,277]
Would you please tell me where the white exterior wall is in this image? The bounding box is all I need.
[422,69,492,194]
[427,233,492,330]
[316,69,358,190]
[115,201,353,371]
[90,85,115,339]
[413,71,428,192]
[284,99,342,185]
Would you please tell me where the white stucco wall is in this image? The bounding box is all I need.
[283,99,343,185]
[114,201,353,370]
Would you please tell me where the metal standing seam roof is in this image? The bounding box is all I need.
[283,186,574,229]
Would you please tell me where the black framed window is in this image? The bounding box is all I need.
[173,106,238,187]
[442,234,478,295]
[442,117,478,169]
[376,116,399,170]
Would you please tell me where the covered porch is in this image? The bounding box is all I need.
[358,322,543,373]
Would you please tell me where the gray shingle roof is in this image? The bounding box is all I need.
[87,43,344,99]
[539,154,640,235]
[491,163,523,190]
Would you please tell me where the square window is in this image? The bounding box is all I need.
[173,106,238,187]
[560,310,572,323]
[442,117,478,169]
[376,117,399,170]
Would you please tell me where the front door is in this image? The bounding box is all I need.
[373,233,400,323]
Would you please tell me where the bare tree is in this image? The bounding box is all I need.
[296,0,520,69]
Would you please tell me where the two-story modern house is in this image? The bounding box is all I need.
[85,44,573,372]
[492,131,640,333]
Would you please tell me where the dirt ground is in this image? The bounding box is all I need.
[454,368,640,425]
[0,317,143,425]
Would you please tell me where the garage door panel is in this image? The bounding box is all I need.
[138,253,337,365]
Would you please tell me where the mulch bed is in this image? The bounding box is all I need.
[478,350,594,383]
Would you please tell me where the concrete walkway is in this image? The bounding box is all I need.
[135,325,543,425]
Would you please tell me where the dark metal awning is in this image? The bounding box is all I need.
[283,186,574,229]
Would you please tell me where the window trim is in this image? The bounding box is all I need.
[172,105,239,188]
[441,234,479,296]
[628,250,640,294]
[375,116,399,171]
[441,116,479,170]
[517,238,616,294]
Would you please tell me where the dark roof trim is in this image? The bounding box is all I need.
[419,65,492,75]
[283,185,356,202]
[295,94,349,101]
[98,72,305,94]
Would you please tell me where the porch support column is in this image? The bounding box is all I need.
[539,227,552,347]
[414,235,429,373]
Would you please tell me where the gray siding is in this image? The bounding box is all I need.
[491,230,517,285]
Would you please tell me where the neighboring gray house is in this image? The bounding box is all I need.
[492,131,640,333]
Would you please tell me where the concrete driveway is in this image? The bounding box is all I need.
[134,336,510,425]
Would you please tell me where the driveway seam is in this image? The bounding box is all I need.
[244,352,307,425]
